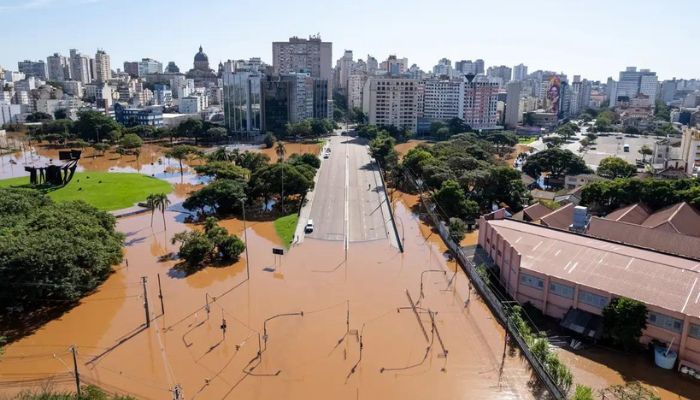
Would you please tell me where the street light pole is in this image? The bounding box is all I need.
[240,198,250,279]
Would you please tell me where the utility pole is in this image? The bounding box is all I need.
[157,273,165,315]
[71,345,81,397]
[240,198,250,279]
[141,276,150,328]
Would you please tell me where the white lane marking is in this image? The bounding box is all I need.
[344,138,349,253]
[682,277,698,313]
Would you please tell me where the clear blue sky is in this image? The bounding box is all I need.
[1,0,698,82]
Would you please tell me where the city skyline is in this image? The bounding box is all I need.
[1,0,698,82]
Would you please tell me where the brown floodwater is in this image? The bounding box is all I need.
[0,143,205,184]
[0,190,542,399]
[257,141,322,161]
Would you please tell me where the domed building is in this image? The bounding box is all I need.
[186,45,217,86]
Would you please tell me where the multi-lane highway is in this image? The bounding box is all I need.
[296,133,398,247]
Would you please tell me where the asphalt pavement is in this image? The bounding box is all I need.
[295,133,398,247]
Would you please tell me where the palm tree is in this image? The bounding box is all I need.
[151,193,171,230]
[275,142,286,162]
[145,194,157,227]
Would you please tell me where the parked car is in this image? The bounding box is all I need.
[304,219,314,233]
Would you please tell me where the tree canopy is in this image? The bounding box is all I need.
[602,297,648,351]
[172,217,245,272]
[522,148,591,179]
[74,111,122,142]
[0,188,124,309]
[581,177,700,213]
[596,156,637,179]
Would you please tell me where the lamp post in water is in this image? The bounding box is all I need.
[240,198,250,279]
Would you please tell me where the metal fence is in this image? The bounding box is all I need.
[405,173,566,400]
[377,162,404,253]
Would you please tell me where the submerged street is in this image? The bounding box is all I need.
[0,138,537,399]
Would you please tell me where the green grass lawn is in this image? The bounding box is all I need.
[0,172,172,211]
[518,136,537,144]
[273,213,299,247]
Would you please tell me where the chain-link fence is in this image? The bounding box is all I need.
[403,171,566,400]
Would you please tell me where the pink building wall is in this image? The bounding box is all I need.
[477,215,700,368]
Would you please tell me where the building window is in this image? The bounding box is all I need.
[689,324,700,340]
[648,312,683,333]
[549,282,574,299]
[578,290,608,309]
[520,273,544,290]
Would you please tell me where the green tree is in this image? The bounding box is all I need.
[556,124,576,140]
[447,117,471,135]
[53,108,68,120]
[654,100,670,122]
[172,230,214,268]
[597,156,637,179]
[602,297,648,351]
[522,148,591,179]
[263,133,276,148]
[194,161,250,181]
[289,152,321,169]
[0,189,124,309]
[369,133,398,167]
[638,145,653,163]
[120,133,143,150]
[248,162,314,205]
[486,131,518,153]
[165,145,201,176]
[275,141,286,162]
[25,111,53,122]
[92,142,110,156]
[183,179,247,216]
[433,180,480,221]
[176,118,204,142]
[74,110,122,142]
[448,217,467,243]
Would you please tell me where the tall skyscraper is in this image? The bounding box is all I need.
[123,61,139,77]
[94,49,111,82]
[222,69,263,137]
[46,53,68,81]
[335,50,354,91]
[612,67,657,107]
[366,55,378,75]
[474,59,485,75]
[504,81,522,128]
[487,65,512,85]
[513,63,528,81]
[69,49,91,84]
[18,60,47,80]
[432,58,453,77]
[272,35,332,97]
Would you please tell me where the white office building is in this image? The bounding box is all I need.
[422,78,463,120]
[504,81,522,128]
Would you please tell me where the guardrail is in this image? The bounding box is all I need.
[376,161,404,253]
[405,172,565,400]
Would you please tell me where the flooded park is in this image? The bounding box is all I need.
[1,135,696,400]
[0,133,540,399]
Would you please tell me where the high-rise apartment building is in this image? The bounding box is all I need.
[362,77,417,132]
[366,55,378,75]
[18,60,47,80]
[474,59,485,75]
[272,35,332,97]
[504,81,522,128]
[46,53,68,81]
[69,49,91,84]
[138,58,163,76]
[382,55,408,76]
[614,67,657,106]
[487,65,512,86]
[123,62,139,77]
[422,78,463,121]
[463,75,499,129]
[513,63,528,81]
[94,50,111,82]
[347,73,368,110]
[335,50,354,91]
[432,58,453,77]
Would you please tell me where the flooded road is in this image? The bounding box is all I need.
[0,193,538,399]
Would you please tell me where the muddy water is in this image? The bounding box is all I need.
[0,191,540,399]
[257,141,322,161]
[0,143,205,183]
[395,139,430,158]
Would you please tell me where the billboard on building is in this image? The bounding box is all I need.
[546,75,561,114]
